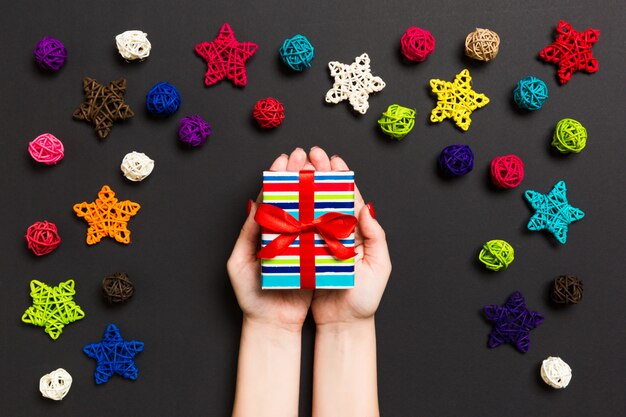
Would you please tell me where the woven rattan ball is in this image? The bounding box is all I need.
[40,368,72,400]
[465,28,500,61]
[102,272,135,303]
[541,357,572,389]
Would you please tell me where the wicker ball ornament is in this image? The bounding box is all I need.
[39,368,72,401]
[465,28,500,61]
[25,221,61,256]
[491,154,524,189]
[279,34,314,71]
[28,133,64,165]
[178,115,212,147]
[116,30,151,61]
[552,118,587,153]
[378,104,415,139]
[479,239,514,271]
[253,97,285,129]
[146,82,181,116]
[34,37,67,71]
[121,151,154,182]
[541,357,572,389]
[551,275,583,304]
[439,144,474,177]
[514,76,549,110]
[102,272,135,303]
[400,27,435,62]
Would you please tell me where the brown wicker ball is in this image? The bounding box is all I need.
[551,275,583,305]
[102,272,135,303]
[465,28,500,62]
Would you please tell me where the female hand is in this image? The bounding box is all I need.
[308,147,392,327]
[227,148,315,332]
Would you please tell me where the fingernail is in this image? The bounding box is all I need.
[366,202,376,219]
[247,199,253,215]
[294,147,304,152]
[310,146,319,151]
[330,154,340,159]
[280,153,288,158]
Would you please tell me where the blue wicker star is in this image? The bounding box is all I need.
[524,180,584,244]
[484,291,544,353]
[83,324,144,384]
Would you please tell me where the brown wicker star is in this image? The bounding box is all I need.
[73,77,134,139]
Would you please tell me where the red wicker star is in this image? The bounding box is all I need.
[539,20,600,85]
[194,23,258,87]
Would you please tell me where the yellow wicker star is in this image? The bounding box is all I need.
[22,279,85,340]
[73,185,141,245]
[429,69,489,131]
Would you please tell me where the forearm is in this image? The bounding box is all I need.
[232,318,302,417]
[312,318,379,417]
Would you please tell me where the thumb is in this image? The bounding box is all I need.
[229,202,261,266]
[357,205,391,269]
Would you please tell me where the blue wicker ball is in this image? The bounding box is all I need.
[146,82,181,116]
[279,34,314,71]
[513,76,548,111]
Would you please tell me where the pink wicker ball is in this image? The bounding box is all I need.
[28,133,65,165]
[400,27,435,62]
[26,221,61,256]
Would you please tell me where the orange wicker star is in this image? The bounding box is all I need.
[73,185,141,245]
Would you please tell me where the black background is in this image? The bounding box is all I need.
[1,0,625,416]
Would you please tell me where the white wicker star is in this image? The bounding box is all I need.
[325,53,386,114]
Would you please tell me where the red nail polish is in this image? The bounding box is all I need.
[366,202,376,219]
[247,200,253,215]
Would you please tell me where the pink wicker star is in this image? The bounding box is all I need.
[194,23,258,87]
[539,20,600,85]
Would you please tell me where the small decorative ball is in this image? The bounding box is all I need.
[102,272,135,303]
[552,118,587,153]
[551,275,583,304]
[146,82,181,116]
[279,34,314,71]
[439,144,474,177]
[541,357,572,389]
[115,30,151,61]
[465,28,500,61]
[253,97,285,129]
[400,27,435,62]
[25,221,61,256]
[490,154,524,189]
[479,239,514,271]
[33,37,67,71]
[513,76,549,111]
[39,368,72,401]
[378,104,416,140]
[28,133,64,165]
[121,151,154,182]
[178,115,212,147]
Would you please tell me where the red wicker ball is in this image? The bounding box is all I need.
[253,97,285,129]
[28,133,65,165]
[25,221,61,256]
[400,27,435,62]
[490,154,525,189]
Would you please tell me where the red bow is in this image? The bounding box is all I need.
[255,203,357,260]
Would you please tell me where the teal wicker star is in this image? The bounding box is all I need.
[524,180,585,244]
[83,324,144,384]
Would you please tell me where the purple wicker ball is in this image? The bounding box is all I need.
[439,144,474,177]
[178,115,211,147]
[34,37,67,71]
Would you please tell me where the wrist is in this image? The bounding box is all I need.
[243,316,303,337]
[316,316,375,336]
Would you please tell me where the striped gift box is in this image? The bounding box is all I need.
[261,170,355,289]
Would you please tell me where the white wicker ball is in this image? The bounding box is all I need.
[541,356,572,389]
[121,151,154,182]
[116,30,151,61]
[40,368,72,401]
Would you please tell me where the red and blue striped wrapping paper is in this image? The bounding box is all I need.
[261,171,355,289]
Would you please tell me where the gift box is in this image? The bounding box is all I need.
[256,170,357,289]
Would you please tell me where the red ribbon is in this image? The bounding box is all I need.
[256,170,357,289]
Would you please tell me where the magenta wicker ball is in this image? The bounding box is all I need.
[25,221,61,256]
[253,98,285,129]
[178,115,212,147]
[34,37,67,71]
[400,27,435,62]
[28,133,65,165]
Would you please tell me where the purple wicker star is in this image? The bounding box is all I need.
[83,324,144,384]
[484,291,544,353]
